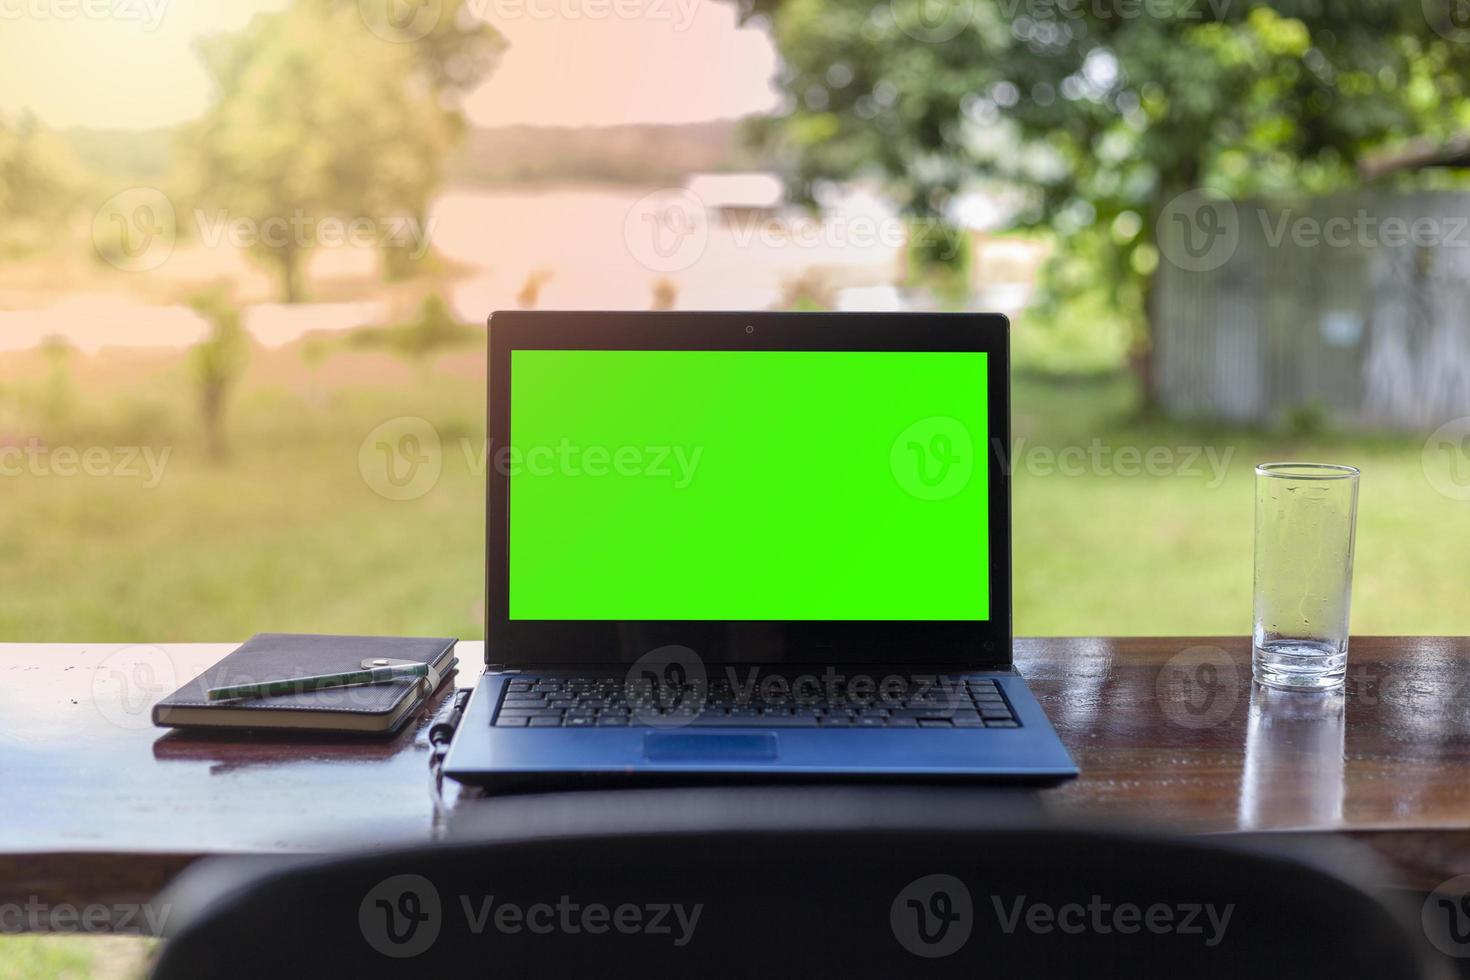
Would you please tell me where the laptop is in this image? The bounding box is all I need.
[444,310,1078,786]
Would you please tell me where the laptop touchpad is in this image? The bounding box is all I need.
[642,732,778,762]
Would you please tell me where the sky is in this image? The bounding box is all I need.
[0,0,781,129]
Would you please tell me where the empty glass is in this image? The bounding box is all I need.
[1253,463,1360,690]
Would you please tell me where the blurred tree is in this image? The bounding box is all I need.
[749,0,1470,401]
[188,288,252,461]
[338,0,505,282]
[183,0,503,302]
[0,113,85,259]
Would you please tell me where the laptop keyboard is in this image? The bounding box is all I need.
[491,674,1021,729]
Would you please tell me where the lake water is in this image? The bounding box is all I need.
[0,185,1030,353]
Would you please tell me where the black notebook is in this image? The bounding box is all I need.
[152,633,458,735]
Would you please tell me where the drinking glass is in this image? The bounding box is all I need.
[1253,462,1359,690]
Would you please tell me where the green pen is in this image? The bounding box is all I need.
[207,660,452,702]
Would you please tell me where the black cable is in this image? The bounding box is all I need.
[428,689,472,824]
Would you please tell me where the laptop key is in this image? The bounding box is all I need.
[887,717,918,727]
[894,708,960,720]
[528,717,561,727]
[985,720,1020,728]
[495,716,529,727]
[708,714,817,727]
[597,717,628,726]
[566,716,595,727]
[918,719,953,728]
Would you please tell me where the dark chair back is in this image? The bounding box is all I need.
[151,787,1430,979]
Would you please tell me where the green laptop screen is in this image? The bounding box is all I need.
[508,349,989,621]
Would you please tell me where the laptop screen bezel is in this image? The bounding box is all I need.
[485,310,1012,668]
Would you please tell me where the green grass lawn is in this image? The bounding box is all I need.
[0,937,94,980]
[1009,374,1470,636]
[0,936,152,980]
[3,361,1466,979]
[0,378,487,642]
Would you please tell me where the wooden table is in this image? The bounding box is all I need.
[6,637,1470,926]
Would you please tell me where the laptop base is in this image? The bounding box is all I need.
[443,669,1079,787]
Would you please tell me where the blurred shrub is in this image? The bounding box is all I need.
[905,222,971,308]
[1284,403,1330,438]
[1014,283,1131,376]
[38,335,76,427]
[778,268,836,311]
[344,293,483,367]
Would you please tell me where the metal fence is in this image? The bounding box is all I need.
[1153,190,1470,430]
